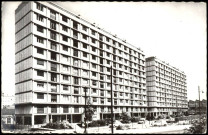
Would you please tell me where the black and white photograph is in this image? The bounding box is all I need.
[1,1,207,134]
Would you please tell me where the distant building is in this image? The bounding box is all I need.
[146,56,188,117]
[1,93,15,109]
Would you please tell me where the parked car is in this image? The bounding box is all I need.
[138,120,145,124]
[140,118,146,121]
[109,120,122,128]
[153,120,167,126]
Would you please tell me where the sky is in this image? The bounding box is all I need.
[1,2,207,101]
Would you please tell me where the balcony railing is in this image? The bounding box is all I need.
[51,108,57,113]
[74,108,79,113]
[51,99,57,102]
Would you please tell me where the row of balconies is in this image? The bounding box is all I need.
[33,8,145,56]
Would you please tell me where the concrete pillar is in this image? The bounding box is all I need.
[46,114,49,123]
[50,114,53,123]
[31,114,34,127]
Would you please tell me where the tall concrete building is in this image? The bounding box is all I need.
[146,56,188,117]
[15,2,147,127]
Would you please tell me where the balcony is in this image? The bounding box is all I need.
[51,108,57,113]
[63,108,68,113]
[74,108,79,113]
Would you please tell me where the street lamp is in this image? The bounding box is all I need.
[198,86,204,118]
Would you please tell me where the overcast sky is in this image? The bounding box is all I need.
[1,2,207,101]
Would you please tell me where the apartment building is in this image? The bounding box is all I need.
[15,2,147,127]
[146,56,188,117]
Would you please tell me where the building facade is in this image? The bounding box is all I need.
[15,2,147,127]
[146,56,188,117]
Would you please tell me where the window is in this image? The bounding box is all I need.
[36,3,43,11]
[107,60,110,65]
[92,80,97,86]
[91,38,96,43]
[91,30,95,35]
[7,118,11,124]
[62,25,68,32]
[83,52,87,57]
[73,40,78,48]
[92,64,96,69]
[100,66,104,72]
[82,25,87,31]
[51,84,57,92]
[36,14,43,22]
[50,31,56,40]
[92,55,96,60]
[83,43,87,49]
[92,72,96,77]
[92,89,97,93]
[100,82,104,88]
[50,21,56,30]
[100,74,104,80]
[92,47,96,52]
[51,95,57,102]
[62,15,68,22]
[51,73,57,82]
[37,70,44,77]
[93,97,97,102]
[63,45,68,51]
[74,87,79,94]
[73,49,78,57]
[63,75,68,81]
[83,34,87,40]
[51,63,57,71]
[51,42,57,50]
[37,59,44,66]
[37,47,44,54]
[37,37,43,44]
[63,85,68,90]
[74,77,79,85]
[73,59,79,66]
[73,31,78,39]
[37,93,44,99]
[37,82,44,88]
[50,10,56,20]
[106,37,110,42]
[106,45,110,49]
[37,25,44,33]
[107,52,110,57]
[51,52,56,61]
[63,106,68,113]
[73,21,78,29]
[63,65,68,71]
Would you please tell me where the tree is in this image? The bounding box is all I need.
[84,97,95,121]
[184,117,206,134]
[120,112,131,123]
